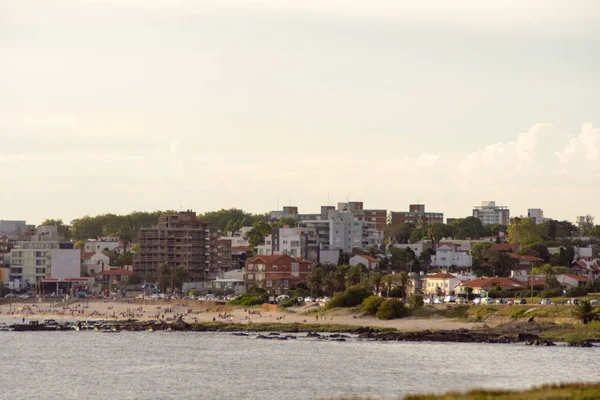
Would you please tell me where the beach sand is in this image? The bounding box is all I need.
[0,299,484,331]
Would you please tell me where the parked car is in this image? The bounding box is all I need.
[589,299,600,305]
[539,298,553,305]
[456,297,466,304]
[480,298,494,305]
[276,295,290,303]
[495,298,507,305]
[4,294,16,299]
[423,298,432,304]
[443,295,456,303]
[304,297,316,303]
[472,297,481,305]
[433,298,442,304]
[515,298,527,304]
[19,294,31,299]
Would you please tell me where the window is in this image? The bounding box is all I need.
[266,280,272,287]
[247,273,254,280]
[291,263,299,277]
[247,264,255,271]
[272,265,278,271]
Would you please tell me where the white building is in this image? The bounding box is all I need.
[527,209,550,225]
[220,227,252,248]
[472,201,510,226]
[430,245,472,268]
[256,235,273,256]
[349,255,380,270]
[329,210,383,252]
[84,240,121,253]
[274,227,306,257]
[82,251,110,275]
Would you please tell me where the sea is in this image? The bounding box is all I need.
[1,330,599,400]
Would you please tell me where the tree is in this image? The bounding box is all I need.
[427,223,443,251]
[174,265,189,292]
[519,242,550,263]
[370,272,383,295]
[306,266,325,297]
[580,214,595,237]
[346,265,364,287]
[488,251,517,277]
[572,300,599,324]
[508,217,544,248]
[114,226,134,253]
[384,274,394,297]
[471,242,493,267]
[158,262,171,292]
[245,221,272,251]
[450,217,487,239]
[74,241,85,249]
[323,270,337,296]
[397,271,410,300]
[334,264,350,292]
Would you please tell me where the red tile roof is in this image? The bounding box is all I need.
[356,255,379,263]
[425,273,456,279]
[508,253,544,262]
[459,277,524,290]
[491,243,515,252]
[560,273,589,282]
[81,252,97,260]
[98,268,133,276]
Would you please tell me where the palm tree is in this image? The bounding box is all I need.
[174,265,189,292]
[572,300,599,324]
[334,264,350,292]
[371,272,383,295]
[306,266,324,298]
[346,265,363,287]
[384,274,394,297]
[428,224,442,252]
[323,270,337,296]
[398,271,411,300]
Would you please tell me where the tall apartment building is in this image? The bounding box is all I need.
[134,211,208,281]
[472,201,510,226]
[206,231,233,271]
[329,210,383,252]
[9,226,79,283]
[271,227,309,258]
[390,204,444,226]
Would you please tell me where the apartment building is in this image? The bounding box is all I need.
[0,236,8,268]
[527,209,550,225]
[337,201,387,231]
[206,230,233,272]
[472,201,510,226]
[390,204,444,226]
[329,210,383,253]
[9,226,79,283]
[134,211,208,281]
[243,254,312,294]
[272,226,309,258]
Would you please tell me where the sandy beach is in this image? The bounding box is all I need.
[0,299,484,331]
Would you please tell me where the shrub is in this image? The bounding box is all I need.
[566,286,589,297]
[228,291,267,306]
[281,297,299,308]
[326,286,372,309]
[408,294,424,309]
[376,299,406,320]
[326,293,345,309]
[362,295,385,315]
[540,288,563,298]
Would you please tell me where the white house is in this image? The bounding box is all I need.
[349,255,380,270]
[84,240,121,254]
[81,252,110,275]
[557,273,589,288]
[422,273,463,296]
[430,245,472,268]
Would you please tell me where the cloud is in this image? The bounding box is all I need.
[555,123,599,164]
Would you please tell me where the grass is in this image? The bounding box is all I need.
[539,321,600,343]
[329,382,600,400]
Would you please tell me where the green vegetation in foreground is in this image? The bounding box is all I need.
[330,382,600,400]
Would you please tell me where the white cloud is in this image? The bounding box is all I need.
[555,123,599,164]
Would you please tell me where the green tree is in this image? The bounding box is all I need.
[245,220,273,251]
[370,272,383,295]
[74,240,85,249]
[580,214,595,237]
[508,217,545,248]
[306,266,325,297]
[408,294,424,308]
[158,262,171,292]
[174,265,189,292]
[376,299,405,320]
[397,271,411,300]
[362,295,385,315]
[114,226,134,253]
[572,300,599,324]
[471,242,493,267]
[427,223,444,251]
[323,270,337,296]
[346,265,364,287]
[334,264,350,292]
[450,217,487,239]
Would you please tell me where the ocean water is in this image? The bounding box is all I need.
[0,331,598,400]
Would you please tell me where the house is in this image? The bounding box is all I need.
[81,251,110,275]
[508,253,544,282]
[571,259,600,281]
[430,245,472,269]
[490,243,516,253]
[349,254,380,270]
[422,273,462,296]
[454,277,525,296]
[244,254,313,294]
[98,268,133,283]
[556,273,589,289]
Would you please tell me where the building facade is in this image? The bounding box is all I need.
[472,201,510,226]
[390,204,444,226]
[527,209,549,225]
[243,254,312,294]
[134,211,208,281]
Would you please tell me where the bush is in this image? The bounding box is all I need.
[228,291,268,306]
[362,295,385,315]
[408,294,424,309]
[326,285,372,309]
[540,288,563,298]
[566,286,589,297]
[376,299,405,320]
[281,297,299,308]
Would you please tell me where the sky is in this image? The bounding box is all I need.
[1,0,599,225]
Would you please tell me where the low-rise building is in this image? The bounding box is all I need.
[349,255,380,270]
[454,277,525,296]
[422,273,461,296]
[243,254,312,294]
[430,245,472,268]
[556,273,589,289]
[390,204,443,227]
[81,251,110,275]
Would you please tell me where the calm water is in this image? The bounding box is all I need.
[1,331,599,400]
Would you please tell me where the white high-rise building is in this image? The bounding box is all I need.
[527,209,550,224]
[472,201,510,226]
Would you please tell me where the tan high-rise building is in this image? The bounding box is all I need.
[134,211,208,281]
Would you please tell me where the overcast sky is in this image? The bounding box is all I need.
[1,0,599,225]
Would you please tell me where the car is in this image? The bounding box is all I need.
[480,298,494,305]
[495,298,505,305]
[515,298,527,304]
[135,294,145,299]
[433,298,442,304]
[321,297,331,303]
[276,295,290,303]
[304,297,315,303]
[456,297,466,304]
[423,298,432,304]
[589,299,600,305]
[444,296,456,303]
[19,294,31,299]
[472,297,481,305]
[4,294,16,299]
[539,298,553,305]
